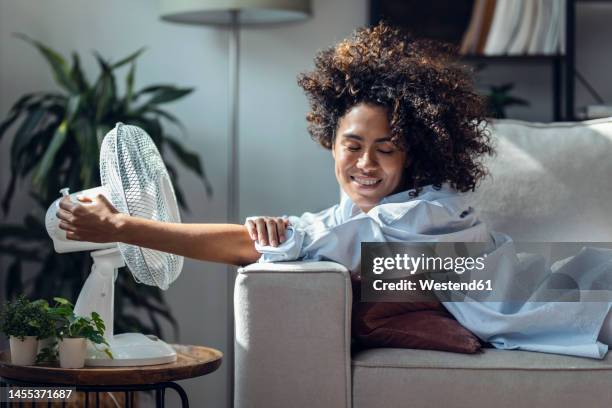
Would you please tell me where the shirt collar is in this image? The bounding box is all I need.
[339,187,429,220]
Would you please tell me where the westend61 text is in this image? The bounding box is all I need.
[373,279,493,292]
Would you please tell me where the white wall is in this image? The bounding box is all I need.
[1,1,612,407]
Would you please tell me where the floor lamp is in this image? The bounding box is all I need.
[159,1,311,405]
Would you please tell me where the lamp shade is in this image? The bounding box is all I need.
[159,0,311,25]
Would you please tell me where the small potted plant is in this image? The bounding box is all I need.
[0,296,55,365]
[50,298,112,369]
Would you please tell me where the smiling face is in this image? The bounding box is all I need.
[332,103,408,213]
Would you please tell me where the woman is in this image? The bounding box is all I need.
[58,23,612,357]
[58,23,491,268]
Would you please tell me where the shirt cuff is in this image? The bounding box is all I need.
[253,226,305,262]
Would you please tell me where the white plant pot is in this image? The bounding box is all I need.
[9,336,38,365]
[58,338,86,369]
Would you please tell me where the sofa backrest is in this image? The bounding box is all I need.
[469,117,612,242]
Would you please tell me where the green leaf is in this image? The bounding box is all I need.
[72,119,99,188]
[15,33,77,93]
[0,93,41,142]
[1,93,66,147]
[2,108,46,214]
[111,47,146,69]
[19,122,61,179]
[53,297,73,307]
[165,137,213,196]
[32,120,68,189]
[135,86,193,110]
[65,95,81,123]
[128,116,163,147]
[93,53,117,121]
[91,311,106,333]
[151,108,187,134]
[134,85,175,97]
[124,62,136,110]
[70,53,89,92]
[10,108,46,170]
[36,345,58,363]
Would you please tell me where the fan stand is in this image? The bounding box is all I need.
[74,247,177,366]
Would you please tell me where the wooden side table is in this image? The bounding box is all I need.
[0,344,222,407]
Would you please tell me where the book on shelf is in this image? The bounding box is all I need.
[460,0,487,55]
[507,0,538,54]
[460,0,496,55]
[460,0,567,57]
[484,0,523,54]
[475,0,497,54]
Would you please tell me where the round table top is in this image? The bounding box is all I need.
[0,344,222,386]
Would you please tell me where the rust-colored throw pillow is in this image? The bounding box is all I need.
[351,274,482,354]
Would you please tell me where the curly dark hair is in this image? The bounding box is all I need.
[297,22,494,195]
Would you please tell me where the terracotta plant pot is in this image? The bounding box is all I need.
[58,338,86,369]
[9,336,38,365]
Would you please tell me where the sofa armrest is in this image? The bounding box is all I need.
[234,261,352,408]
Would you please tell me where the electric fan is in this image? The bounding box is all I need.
[45,123,184,366]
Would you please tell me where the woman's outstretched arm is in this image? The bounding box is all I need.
[118,218,261,266]
[57,194,261,266]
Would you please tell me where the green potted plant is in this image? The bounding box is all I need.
[0,35,211,340]
[49,297,111,369]
[0,296,55,365]
[485,83,530,119]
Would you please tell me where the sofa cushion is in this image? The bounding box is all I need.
[352,348,612,408]
[351,274,481,354]
[470,117,612,241]
[352,302,482,354]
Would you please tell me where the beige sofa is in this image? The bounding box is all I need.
[234,118,612,408]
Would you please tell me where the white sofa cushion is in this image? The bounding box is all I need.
[470,117,612,241]
[352,348,612,408]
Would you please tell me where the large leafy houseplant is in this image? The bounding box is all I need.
[0,35,211,340]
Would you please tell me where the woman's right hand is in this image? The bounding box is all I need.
[245,217,289,247]
[57,194,125,243]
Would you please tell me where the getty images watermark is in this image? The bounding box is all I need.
[360,242,612,303]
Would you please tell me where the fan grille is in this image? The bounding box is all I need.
[100,123,183,290]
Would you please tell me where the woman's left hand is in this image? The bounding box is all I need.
[245,216,289,247]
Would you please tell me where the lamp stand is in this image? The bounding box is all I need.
[227,9,240,408]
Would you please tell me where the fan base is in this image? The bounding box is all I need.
[85,333,177,367]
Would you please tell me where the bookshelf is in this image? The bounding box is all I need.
[463,53,564,121]
[370,0,611,121]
